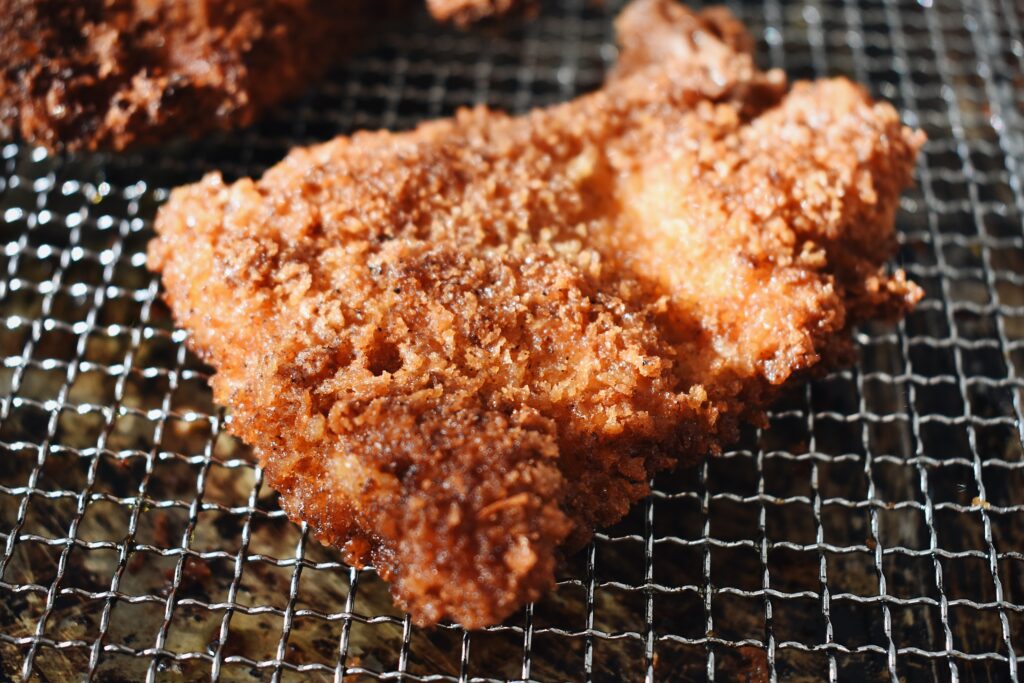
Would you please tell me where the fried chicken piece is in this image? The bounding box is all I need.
[0,0,412,152]
[148,0,923,627]
[426,0,534,26]
[0,0,526,152]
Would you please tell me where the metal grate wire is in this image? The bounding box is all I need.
[0,0,1023,680]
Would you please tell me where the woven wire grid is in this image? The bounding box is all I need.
[0,0,1022,681]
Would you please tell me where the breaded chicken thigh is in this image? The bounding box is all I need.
[149,0,922,627]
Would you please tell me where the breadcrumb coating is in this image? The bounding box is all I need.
[0,0,523,152]
[0,0,406,151]
[149,0,923,628]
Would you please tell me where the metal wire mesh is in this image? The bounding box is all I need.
[0,0,1022,680]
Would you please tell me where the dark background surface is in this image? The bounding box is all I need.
[0,0,1022,680]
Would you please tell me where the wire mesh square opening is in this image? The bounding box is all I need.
[1,0,1023,680]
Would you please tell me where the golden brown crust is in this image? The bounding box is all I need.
[149,0,923,628]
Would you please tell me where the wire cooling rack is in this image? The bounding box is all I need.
[0,0,1022,680]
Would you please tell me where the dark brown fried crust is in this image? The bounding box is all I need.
[0,0,407,152]
[148,0,923,628]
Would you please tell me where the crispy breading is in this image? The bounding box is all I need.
[148,0,923,628]
[0,0,405,152]
[0,0,524,152]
